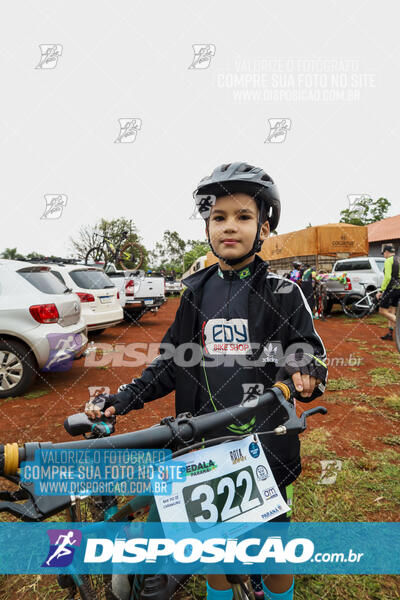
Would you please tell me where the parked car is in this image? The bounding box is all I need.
[40,264,123,334]
[164,276,183,296]
[0,260,88,397]
[325,256,385,313]
[106,268,165,322]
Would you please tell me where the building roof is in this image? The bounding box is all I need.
[367,214,400,242]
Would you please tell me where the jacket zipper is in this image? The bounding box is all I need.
[227,270,233,320]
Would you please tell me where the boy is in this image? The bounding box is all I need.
[86,162,328,599]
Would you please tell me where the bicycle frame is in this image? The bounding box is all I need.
[350,289,377,311]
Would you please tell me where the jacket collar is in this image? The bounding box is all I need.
[181,254,267,293]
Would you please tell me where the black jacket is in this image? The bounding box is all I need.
[114,255,327,487]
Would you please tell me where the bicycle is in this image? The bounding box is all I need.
[0,380,327,599]
[341,282,379,318]
[395,300,400,353]
[85,230,143,271]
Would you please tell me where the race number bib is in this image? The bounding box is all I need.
[203,318,251,355]
[155,435,289,528]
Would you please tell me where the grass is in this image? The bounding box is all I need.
[327,377,358,391]
[380,435,400,447]
[23,390,49,399]
[0,428,398,599]
[368,367,400,386]
[384,395,400,410]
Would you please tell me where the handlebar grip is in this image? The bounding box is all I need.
[273,379,296,401]
[64,412,115,437]
[0,443,20,476]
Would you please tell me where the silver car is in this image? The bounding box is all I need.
[0,260,88,398]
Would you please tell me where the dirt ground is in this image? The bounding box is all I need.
[0,298,398,452]
[0,297,399,599]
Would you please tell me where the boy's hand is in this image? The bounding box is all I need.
[85,401,116,420]
[276,349,327,400]
[85,393,117,420]
[291,372,317,399]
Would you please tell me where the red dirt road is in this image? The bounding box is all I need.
[0,299,399,456]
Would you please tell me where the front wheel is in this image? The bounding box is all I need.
[342,294,369,318]
[0,340,37,398]
[117,242,143,270]
[85,246,108,267]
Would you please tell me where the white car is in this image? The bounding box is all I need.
[165,276,183,296]
[0,260,88,397]
[330,257,385,295]
[43,264,123,334]
[107,268,165,322]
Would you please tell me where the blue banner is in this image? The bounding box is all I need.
[20,449,185,496]
[0,523,398,574]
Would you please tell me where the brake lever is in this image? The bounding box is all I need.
[274,406,328,435]
[0,479,71,522]
[272,380,328,435]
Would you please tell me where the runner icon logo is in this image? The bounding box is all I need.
[42,529,82,567]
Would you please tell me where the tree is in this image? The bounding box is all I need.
[183,240,210,273]
[149,231,187,275]
[69,218,149,269]
[340,197,391,226]
[0,247,25,260]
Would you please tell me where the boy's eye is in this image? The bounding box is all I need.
[239,215,251,220]
[212,215,224,221]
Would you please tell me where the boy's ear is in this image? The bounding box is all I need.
[260,220,270,241]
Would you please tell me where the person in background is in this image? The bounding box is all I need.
[301,264,317,312]
[376,244,400,341]
[289,261,302,283]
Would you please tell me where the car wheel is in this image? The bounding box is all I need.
[0,340,37,398]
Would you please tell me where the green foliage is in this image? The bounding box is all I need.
[149,230,189,276]
[70,217,149,270]
[0,247,25,260]
[183,241,209,273]
[340,197,391,226]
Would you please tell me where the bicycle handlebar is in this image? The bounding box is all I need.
[0,380,327,520]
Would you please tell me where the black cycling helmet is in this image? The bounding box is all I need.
[292,261,301,269]
[382,244,395,254]
[193,162,281,266]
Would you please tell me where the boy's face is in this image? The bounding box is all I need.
[206,193,270,267]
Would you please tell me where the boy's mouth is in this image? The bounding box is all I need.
[221,238,240,246]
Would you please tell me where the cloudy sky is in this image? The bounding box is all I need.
[1,0,399,257]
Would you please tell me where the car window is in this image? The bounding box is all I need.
[69,269,115,289]
[334,261,353,271]
[375,260,385,272]
[351,260,371,270]
[335,260,371,271]
[50,270,66,285]
[18,269,68,294]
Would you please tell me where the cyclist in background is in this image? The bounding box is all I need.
[85,162,328,600]
[301,264,316,313]
[288,261,302,283]
[376,244,400,341]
